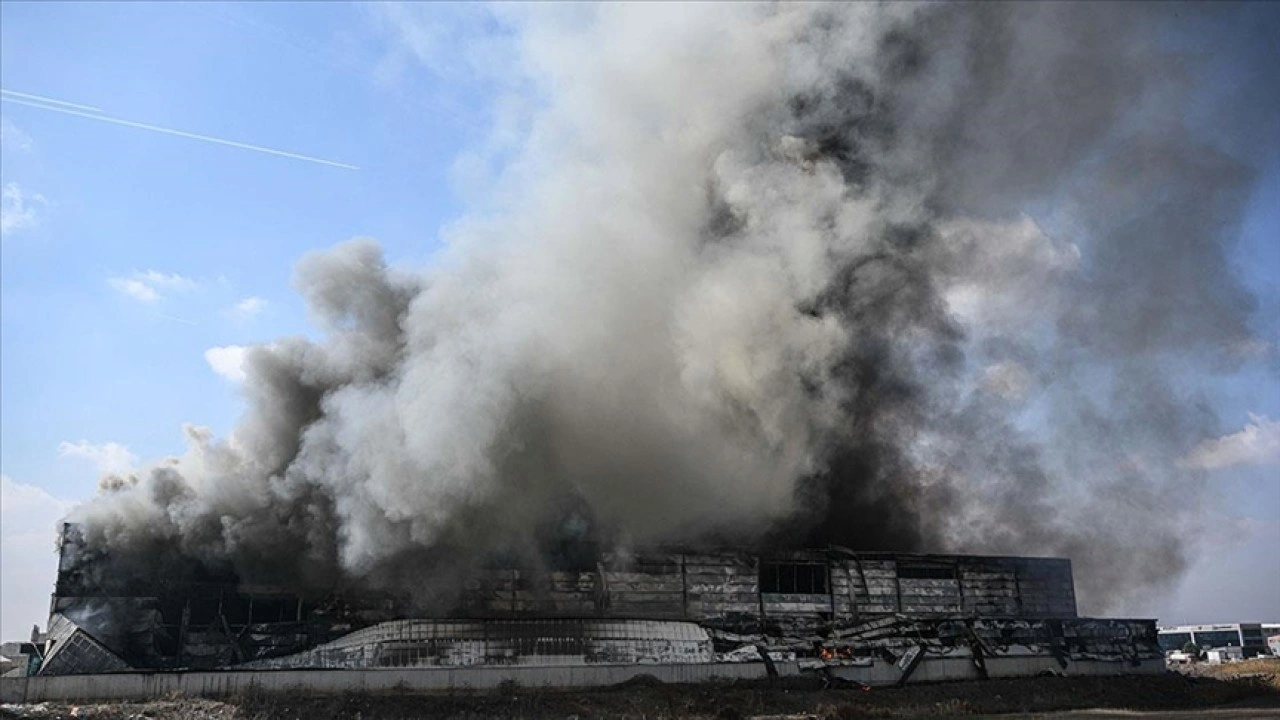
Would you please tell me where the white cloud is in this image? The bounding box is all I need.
[107,277,160,302]
[0,182,46,236]
[57,440,138,475]
[0,475,71,639]
[107,270,198,302]
[138,270,198,290]
[205,345,249,383]
[234,296,267,317]
[0,117,34,153]
[1184,414,1280,471]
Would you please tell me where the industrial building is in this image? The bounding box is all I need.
[1157,623,1270,657]
[45,542,1087,671]
[0,523,1160,695]
[0,523,1169,703]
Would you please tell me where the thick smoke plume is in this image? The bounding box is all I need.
[71,3,1275,614]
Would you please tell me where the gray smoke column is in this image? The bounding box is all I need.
[70,3,1277,613]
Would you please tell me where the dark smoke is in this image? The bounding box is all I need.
[70,3,1277,614]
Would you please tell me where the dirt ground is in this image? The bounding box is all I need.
[4,660,1280,720]
[1176,658,1280,688]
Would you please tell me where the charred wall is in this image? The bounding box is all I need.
[49,526,1077,670]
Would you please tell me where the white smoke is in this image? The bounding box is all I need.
[69,3,1275,614]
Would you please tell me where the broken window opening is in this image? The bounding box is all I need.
[896,565,955,580]
[760,562,828,595]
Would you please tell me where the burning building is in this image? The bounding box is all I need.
[4,0,1273,702]
[30,524,1160,686]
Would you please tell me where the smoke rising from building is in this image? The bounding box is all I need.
[68,3,1275,614]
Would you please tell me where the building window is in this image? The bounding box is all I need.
[760,562,828,595]
[1192,630,1241,648]
[896,564,955,580]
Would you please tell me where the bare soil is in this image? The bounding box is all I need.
[1176,658,1280,690]
[4,662,1279,720]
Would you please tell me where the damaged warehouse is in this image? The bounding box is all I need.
[22,524,1161,691]
[12,1,1276,706]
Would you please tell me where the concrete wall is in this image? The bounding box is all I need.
[2,656,1165,704]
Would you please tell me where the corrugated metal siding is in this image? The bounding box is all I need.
[243,618,715,669]
[49,548,1080,670]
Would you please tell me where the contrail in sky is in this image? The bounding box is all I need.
[0,88,103,113]
[0,90,358,171]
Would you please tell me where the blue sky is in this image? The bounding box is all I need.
[1,2,472,481]
[1,3,1277,639]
